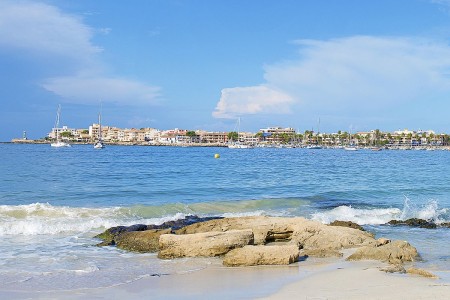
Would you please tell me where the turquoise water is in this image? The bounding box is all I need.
[0,143,449,290]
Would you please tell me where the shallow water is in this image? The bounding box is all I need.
[0,144,449,290]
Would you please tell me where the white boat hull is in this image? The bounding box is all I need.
[51,141,71,147]
[94,142,105,149]
[344,147,358,151]
[228,144,253,149]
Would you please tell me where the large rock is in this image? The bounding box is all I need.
[291,220,375,251]
[176,216,375,251]
[223,245,299,267]
[175,216,295,245]
[158,229,254,259]
[116,228,172,252]
[346,240,420,264]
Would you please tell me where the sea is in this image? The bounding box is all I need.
[1,143,449,292]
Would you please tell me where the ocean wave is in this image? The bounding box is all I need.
[0,203,184,236]
[311,198,449,225]
[0,199,308,235]
[311,206,402,225]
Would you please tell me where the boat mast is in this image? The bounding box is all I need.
[54,104,61,142]
[98,102,103,142]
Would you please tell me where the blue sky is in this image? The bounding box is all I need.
[2,0,450,141]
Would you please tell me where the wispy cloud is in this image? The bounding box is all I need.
[42,76,161,105]
[0,1,100,63]
[0,0,160,105]
[213,36,450,124]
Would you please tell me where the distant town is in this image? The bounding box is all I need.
[11,122,450,150]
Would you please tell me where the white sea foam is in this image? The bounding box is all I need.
[0,200,302,236]
[311,206,402,225]
[401,197,449,224]
[311,198,449,225]
[0,203,189,236]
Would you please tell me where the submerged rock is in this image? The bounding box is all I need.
[158,229,254,259]
[406,267,439,279]
[380,264,406,274]
[387,218,437,229]
[346,240,420,264]
[223,245,299,266]
[329,220,365,231]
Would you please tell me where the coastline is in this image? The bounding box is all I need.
[8,139,450,150]
[2,257,448,300]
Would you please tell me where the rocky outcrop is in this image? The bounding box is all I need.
[158,229,254,259]
[95,215,222,248]
[223,245,299,267]
[387,218,450,229]
[329,220,365,231]
[116,229,172,252]
[387,218,437,229]
[346,240,420,264]
[175,216,375,251]
[95,216,423,268]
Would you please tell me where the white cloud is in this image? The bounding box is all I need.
[0,0,160,105]
[213,36,450,123]
[213,86,294,119]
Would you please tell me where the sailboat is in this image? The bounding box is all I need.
[93,104,105,149]
[344,126,358,151]
[51,104,71,148]
[228,117,253,149]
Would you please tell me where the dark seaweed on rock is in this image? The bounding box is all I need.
[328,220,365,231]
[94,215,223,246]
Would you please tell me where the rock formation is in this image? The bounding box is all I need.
[95,216,423,268]
[346,240,420,264]
[223,245,299,266]
[158,229,254,259]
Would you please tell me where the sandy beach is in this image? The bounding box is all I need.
[2,255,449,300]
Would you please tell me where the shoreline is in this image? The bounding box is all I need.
[6,140,450,150]
[1,256,448,299]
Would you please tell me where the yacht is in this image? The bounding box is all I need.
[51,104,71,148]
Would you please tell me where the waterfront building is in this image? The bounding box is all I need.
[142,128,160,143]
[258,127,296,143]
[200,131,228,144]
[48,125,80,141]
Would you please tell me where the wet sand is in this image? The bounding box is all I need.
[2,257,449,300]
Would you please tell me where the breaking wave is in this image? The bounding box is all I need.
[311,198,449,225]
[0,198,307,235]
